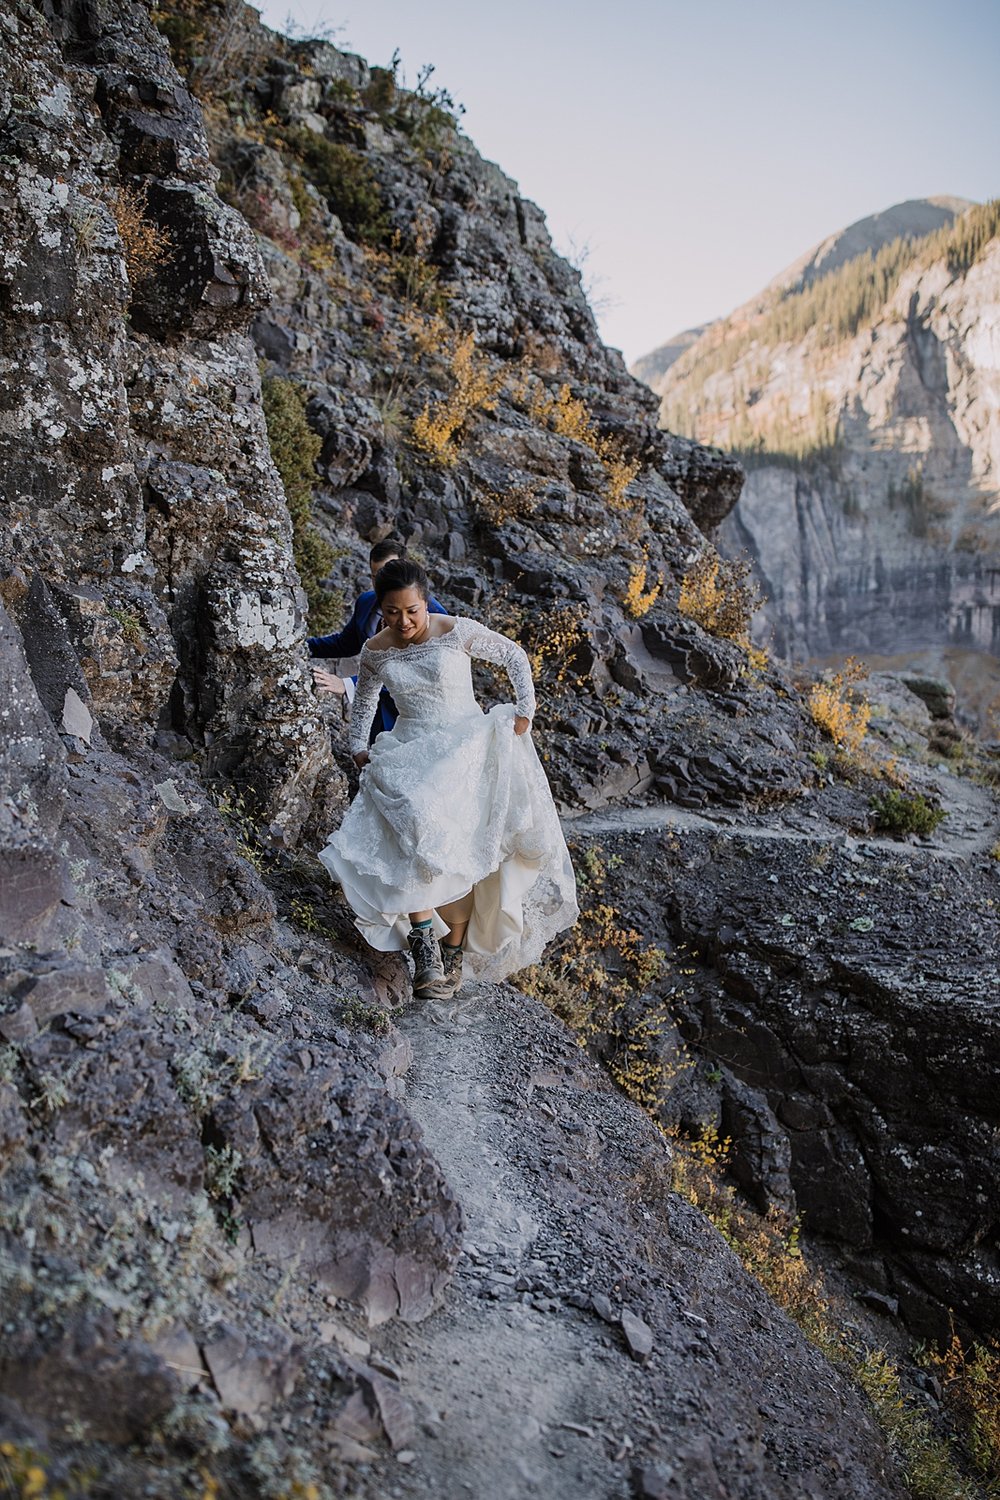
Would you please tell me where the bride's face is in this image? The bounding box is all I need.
[381,586,428,640]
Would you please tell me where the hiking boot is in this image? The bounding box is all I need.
[406,924,450,1000]
[439,942,464,999]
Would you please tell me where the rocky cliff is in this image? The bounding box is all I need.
[636,200,1000,716]
[0,2,998,1494]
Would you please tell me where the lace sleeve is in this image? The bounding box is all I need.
[349,647,383,753]
[457,618,536,720]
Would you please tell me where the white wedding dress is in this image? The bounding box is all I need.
[319,617,579,981]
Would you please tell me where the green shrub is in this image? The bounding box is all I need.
[261,376,341,633]
[870,789,946,837]
[284,127,388,246]
[363,53,461,156]
[364,65,397,113]
[152,4,205,73]
[340,997,390,1034]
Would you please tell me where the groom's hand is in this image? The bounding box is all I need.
[313,667,346,695]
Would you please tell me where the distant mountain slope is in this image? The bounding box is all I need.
[629,323,711,387]
[630,198,975,401]
[763,195,975,297]
[631,198,1000,673]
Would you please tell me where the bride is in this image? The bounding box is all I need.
[319,559,578,1001]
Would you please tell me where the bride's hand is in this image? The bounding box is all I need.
[353,750,370,768]
[513,716,531,736]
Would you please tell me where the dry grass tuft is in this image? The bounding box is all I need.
[528,381,642,511]
[474,481,541,528]
[114,183,172,286]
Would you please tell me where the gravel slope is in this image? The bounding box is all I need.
[352,983,908,1500]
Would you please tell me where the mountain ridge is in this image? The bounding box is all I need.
[632,195,978,388]
[764,194,976,298]
[633,195,1000,678]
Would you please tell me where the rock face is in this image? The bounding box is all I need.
[585,819,1000,1341]
[564,668,1000,1345]
[0,2,462,1488]
[182,5,749,820]
[0,0,337,833]
[634,199,1000,681]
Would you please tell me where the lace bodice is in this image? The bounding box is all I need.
[349,616,536,753]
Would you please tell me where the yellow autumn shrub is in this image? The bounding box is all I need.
[623,558,662,619]
[411,329,503,465]
[808,658,871,753]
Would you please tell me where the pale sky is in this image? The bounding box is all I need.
[254,0,1000,365]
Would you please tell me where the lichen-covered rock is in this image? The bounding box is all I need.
[0,0,333,832]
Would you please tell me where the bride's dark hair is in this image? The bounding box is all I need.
[374,557,430,603]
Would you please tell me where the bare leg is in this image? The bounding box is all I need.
[437,890,474,948]
[408,909,434,924]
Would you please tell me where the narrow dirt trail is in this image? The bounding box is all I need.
[356,985,908,1500]
[363,986,653,1500]
[562,760,999,862]
[331,770,1000,1497]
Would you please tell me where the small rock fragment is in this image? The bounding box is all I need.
[855,1289,900,1318]
[317,1319,371,1360]
[620,1307,653,1363]
[326,1388,381,1456]
[154,779,192,813]
[62,687,92,744]
[591,1292,616,1323]
[634,1462,674,1498]
[0,1001,38,1042]
[370,1371,416,1452]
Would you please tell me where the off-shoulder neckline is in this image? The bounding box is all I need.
[363,618,461,657]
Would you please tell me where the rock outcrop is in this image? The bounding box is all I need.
[0,0,347,834]
[0,2,460,1488]
[577,812,1000,1341]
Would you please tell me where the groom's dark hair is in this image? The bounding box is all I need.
[369,538,405,567]
[374,558,430,603]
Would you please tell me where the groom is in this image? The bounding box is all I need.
[309,539,446,740]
